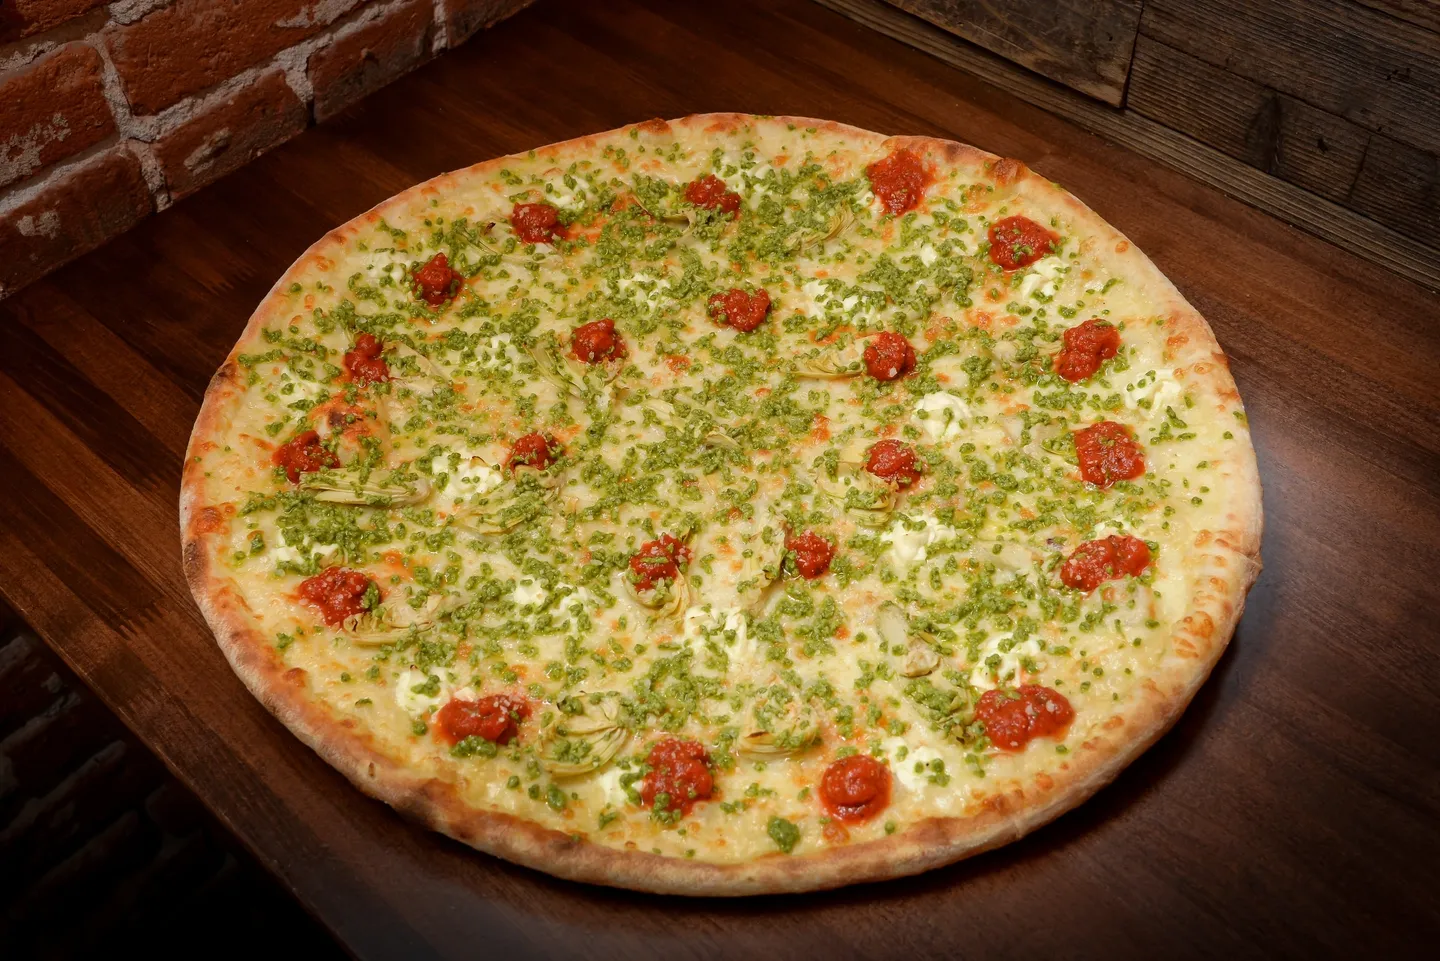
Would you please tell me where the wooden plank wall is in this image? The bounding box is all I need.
[858,0,1439,283]
[884,0,1144,105]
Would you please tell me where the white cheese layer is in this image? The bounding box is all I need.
[394,668,448,716]
[882,516,961,568]
[914,391,970,442]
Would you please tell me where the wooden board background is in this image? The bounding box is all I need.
[0,0,1437,957]
[863,0,1440,287]
[884,0,1144,105]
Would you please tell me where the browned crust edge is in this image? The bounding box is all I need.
[179,113,1263,896]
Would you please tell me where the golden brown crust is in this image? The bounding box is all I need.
[180,113,1262,895]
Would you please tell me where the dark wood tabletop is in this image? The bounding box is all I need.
[2,0,1437,957]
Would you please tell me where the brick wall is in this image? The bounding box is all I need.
[0,0,534,298]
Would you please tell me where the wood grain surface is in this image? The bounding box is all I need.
[881,0,1143,105]
[0,0,1437,957]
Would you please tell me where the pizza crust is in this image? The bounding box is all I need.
[180,113,1262,895]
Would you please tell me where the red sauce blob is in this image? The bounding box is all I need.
[629,534,690,592]
[1074,421,1146,488]
[865,439,922,488]
[819,754,891,823]
[507,432,560,472]
[511,202,564,244]
[343,332,390,386]
[684,174,741,216]
[297,567,375,627]
[863,332,916,381]
[640,737,714,815]
[1060,535,1152,593]
[413,252,461,307]
[786,530,835,579]
[866,149,932,215]
[1054,319,1120,382]
[434,694,530,745]
[974,685,1075,752]
[570,318,626,364]
[273,430,339,483]
[707,287,771,333]
[987,216,1057,271]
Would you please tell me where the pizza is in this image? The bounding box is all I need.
[180,114,1262,895]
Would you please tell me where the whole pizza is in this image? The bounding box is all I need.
[181,114,1262,894]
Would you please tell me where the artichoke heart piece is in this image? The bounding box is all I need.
[794,339,865,379]
[343,594,442,646]
[969,539,1045,572]
[632,195,693,226]
[736,538,784,613]
[301,468,431,507]
[644,400,740,453]
[875,601,941,678]
[623,571,691,619]
[901,640,942,678]
[540,695,631,778]
[452,480,560,536]
[388,348,449,396]
[792,205,854,253]
[814,462,897,528]
[1037,431,1079,465]
[527,336,620,399]
[736,725,820,757]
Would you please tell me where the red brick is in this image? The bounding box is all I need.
[0,43,117,190]
[309,0,433,122]
[0,0,108,43]
[0,147,153,295]
[440,0,532,44]
[105,0,362,115]
[153,69,306,200]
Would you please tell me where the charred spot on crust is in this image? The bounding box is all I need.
[636,118,671,135]
[283,667,307,685]
[188,505,225,536]
[991,157,1026,186]
[208,362,238,392]
[181,539,208,582]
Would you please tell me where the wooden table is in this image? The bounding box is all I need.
[2,0,1436,956]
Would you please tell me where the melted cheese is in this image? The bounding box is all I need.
[914,391,969,442]
[394,669,447,716]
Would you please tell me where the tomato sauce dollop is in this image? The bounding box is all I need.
[863,332,915,381]
[865,439,923,487]
[434,694,530,745]
[507,432,560,472]
[684,174,742,216]
[629,534,690,592]
[570,318,626,364]
[640,737,714,815]
[1074,421,1146,488]
[786,530,835,579]
[708,287,771,333]
[1054,319,1120,382]
[273,430,339,483]
[343,333,390,386]
[413,252,461,306]
[1060,535,1152,592]
[865,149,931,216]
[987,216,1056,271]
[511,202,564,244]
[819,754,891,823]
[975,685,1075,752]
[297,567,375,627]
